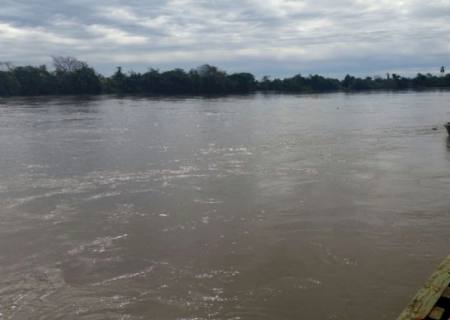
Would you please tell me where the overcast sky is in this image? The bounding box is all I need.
[1,0,449,78]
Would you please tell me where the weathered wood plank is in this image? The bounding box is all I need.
[397,254,450,320]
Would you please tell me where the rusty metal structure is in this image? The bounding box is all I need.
[397,255,450,320]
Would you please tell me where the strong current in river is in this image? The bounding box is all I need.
[0,92,449,320]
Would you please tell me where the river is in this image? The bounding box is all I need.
[0,92,449,320]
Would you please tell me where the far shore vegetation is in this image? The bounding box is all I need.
[0,57,449,97]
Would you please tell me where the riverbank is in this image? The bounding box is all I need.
[1,59,450,97]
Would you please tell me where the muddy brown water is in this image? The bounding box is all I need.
[0,92,449,320]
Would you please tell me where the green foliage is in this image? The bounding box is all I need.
[0,71,20,96]
[191,65,227,94]
[55,66,102,95]
[12,65,56,95]
[0,57,449,97]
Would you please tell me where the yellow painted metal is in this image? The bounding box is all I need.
[397,254,450,320]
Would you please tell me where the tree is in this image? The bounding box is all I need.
[110,66,127,93]
[192,65,227,93]
[68,66,102,94]
[51,57,101,94]
[0,71,20,95]
[159,69,191,93]
[3,60,450,97]
[342,75,355,89]
[141,68,161,93]
[227,73,256,92]
[52,56,87,73]
[12,65,55,95]
[0,62,13,71]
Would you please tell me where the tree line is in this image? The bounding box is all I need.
[0,57,449,96]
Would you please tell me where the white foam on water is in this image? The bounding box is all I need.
[42,203,76,224]
[194,269,240,280]
[200,217,210,224]
[67,234,128,256]
[199,146,252,156]
[195,273,214,279]
[107,203,147,224]
[202,295,225,302]
[93,266,154,286]
[85,191,122,201]
[353,172,375,180]
[193,198,223,204]
[25,164,49,169]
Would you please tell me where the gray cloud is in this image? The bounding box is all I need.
[0,0,449,77]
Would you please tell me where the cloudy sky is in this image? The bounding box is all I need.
[0,0,449,78]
